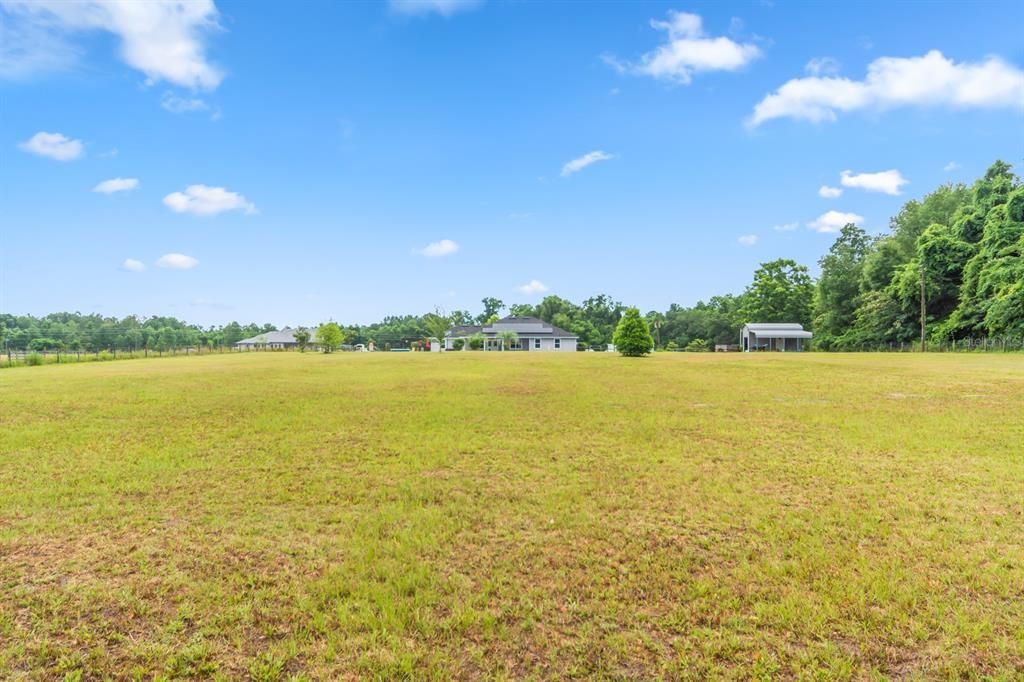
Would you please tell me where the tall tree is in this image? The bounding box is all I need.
[813,224,871,349]
[740,259,814,327]
[477,297,505,324]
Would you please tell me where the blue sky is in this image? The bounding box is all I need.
[2,0,1022,326]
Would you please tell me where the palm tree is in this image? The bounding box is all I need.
[496,330,518,351]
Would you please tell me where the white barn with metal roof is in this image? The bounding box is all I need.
[740,323,812,352]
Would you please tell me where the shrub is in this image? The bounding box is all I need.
[26,352,44,366]
[469,333,485,350]
[685,338,710,352]
[452,339,465,351]
[612,307,654,357]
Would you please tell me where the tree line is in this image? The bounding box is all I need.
[3,160,1020,354]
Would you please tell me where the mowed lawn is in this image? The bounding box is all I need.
[1,353,1022,680]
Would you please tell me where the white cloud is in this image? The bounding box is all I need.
[98,147,118,158]
[518,279,549,295]
[818,185,843,198]
[0,0,224,90]
[389,0,481,17]
[773,222,799,232]
[737,234,758,246]
[808,210,864,233]
[944,161,960,171]
[161,90,208,113]
[163,185,256,216]
[561,150,614,177]
[805,57,840,76]
[93,177,138,194]
[606,11,761,84]
[18,131,83,160]
[122,258,145,272]
[750,50,1024,126]
[156,253,199,270]
[418,239,459,257]
[0,9,80,79]
[840,169,908,195]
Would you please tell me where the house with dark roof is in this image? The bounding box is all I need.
[234,328,317,350]
[445,316,578,352]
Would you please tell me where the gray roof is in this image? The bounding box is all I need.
[750,329,813,339]
[743,323,805,330]
[447,316,577,339]
[742,322,812,339]
[447,324,483,337]
[235,328,312,345]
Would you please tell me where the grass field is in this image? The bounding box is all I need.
[1,352,1022,680]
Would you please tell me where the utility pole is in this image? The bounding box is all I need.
[920,265,926,353]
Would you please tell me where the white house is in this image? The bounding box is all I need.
[445,316,578,352]
[740,323,812,352]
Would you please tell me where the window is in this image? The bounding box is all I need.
[534,338,541,349]
[554,338,561,349]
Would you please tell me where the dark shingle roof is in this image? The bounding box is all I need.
[446,317,577,338]
[447,325,483,337]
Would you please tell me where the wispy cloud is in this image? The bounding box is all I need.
[808,210,864,233]
[161,91,209,113]
[737,234,758,246]
[805,57,840,76]
[561,150,614,177]
[818,185,843,199]
[841,169,908,195]
[94,177,139,194]
[518,279,549,295]
[163,185,256,216]
[418,239,460,257]
[944,161,960,172]
[18,131,83,161]
[604,11,761,84]
[122,258,145,272]
[773,222,799,232]
[156,253,199,270]
[750,50,1024,126]
[0,0,224,90]
[389,0,481,17]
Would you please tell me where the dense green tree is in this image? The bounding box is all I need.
[316,323,344,353]
[740,259,814,327]
[612,307,654,357]
[477,297,505,324]
[813,224,871,349]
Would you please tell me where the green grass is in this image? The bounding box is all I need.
[1,352,1022,679]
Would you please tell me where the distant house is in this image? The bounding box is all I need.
[740,323,812,352]
[234,328,317,350]
[445,316,578,352]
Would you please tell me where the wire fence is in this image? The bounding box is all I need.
[0,344,377,369]
[836,336,1024,353]
[3,335,1022,368]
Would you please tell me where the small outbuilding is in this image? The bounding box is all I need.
[740,323,812,352]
